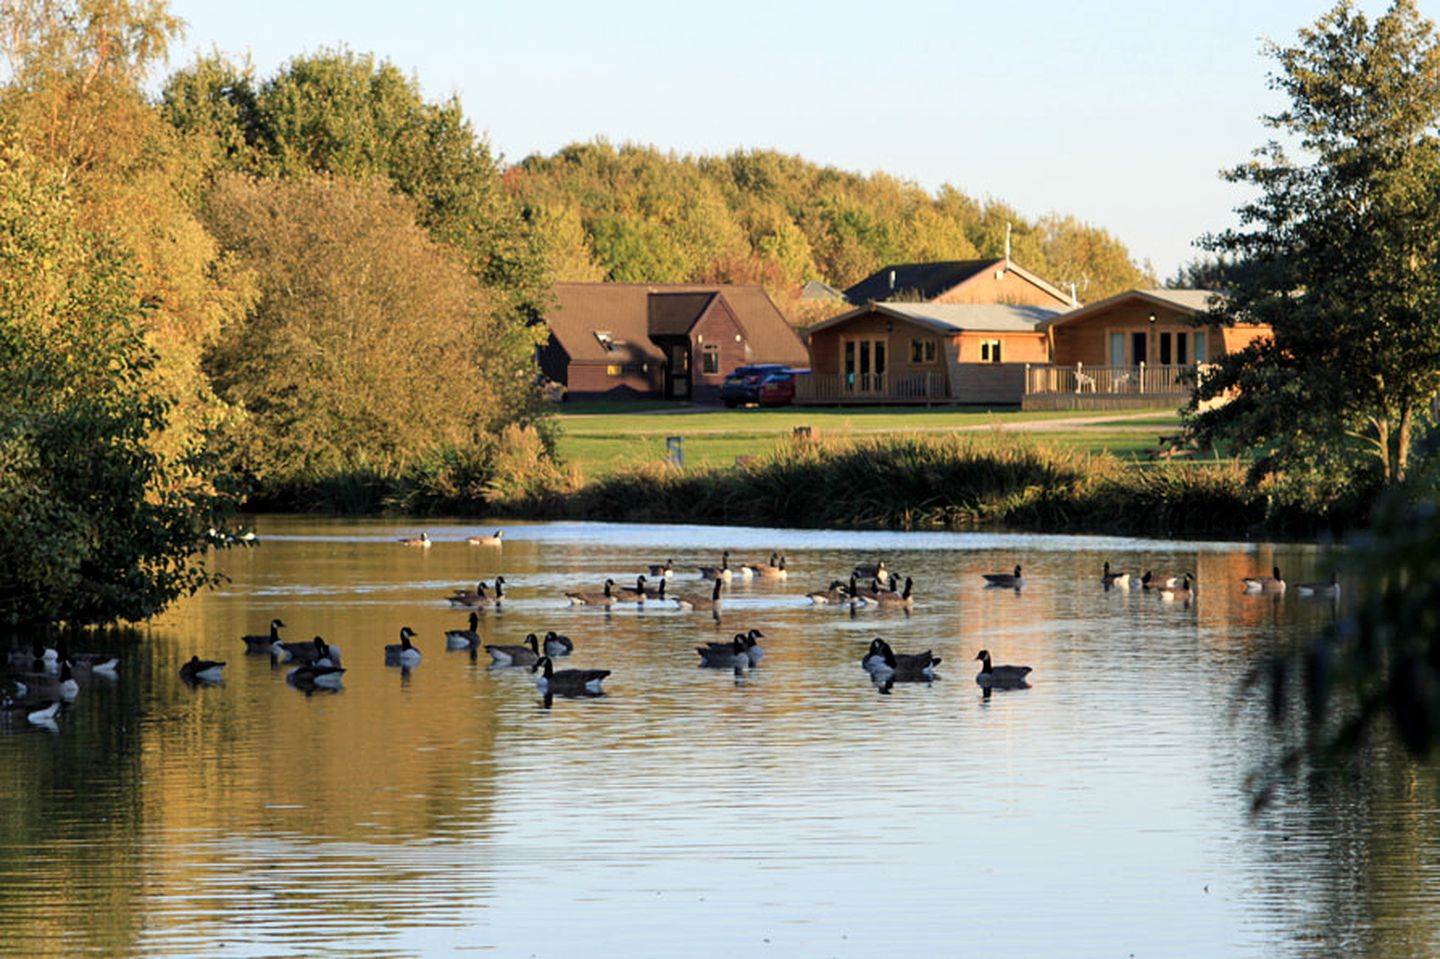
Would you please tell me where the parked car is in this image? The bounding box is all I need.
[720,364,795,407]
[757,369,809,406]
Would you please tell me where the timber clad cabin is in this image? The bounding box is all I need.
[843,258,1076,309]
[1025,288,1271,410]
[539,283,808,402]
[801,302,1060,404]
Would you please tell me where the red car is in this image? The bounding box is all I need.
[757,369,809,406]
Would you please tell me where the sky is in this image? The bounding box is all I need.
[164,0,1398,279]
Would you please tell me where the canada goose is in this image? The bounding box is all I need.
[1296,570,1341,597]
[697,635,752,668]
[806,580,851,605]
[566,579,617,606]
[615,575,652,602]
[6,639,52,669]
[674,577,724,612]
[179,656,225,683]
[1159,574,1195,604]
[1141,570,1182,590]
[974,649,1032,688]
[982,565,1024,589]
[755,554,788,580]
[702,629,765,666]
[1101,562,1130,589]
[287,663,345,689]
[446,612,482,649]
[242,619,286,653]
[642,579,666,600]
[384,627,422,666]
[873,576,914,608]
[543,631,575,657]
[862,638,940,682]
[447,580,490,607]
[853,577,891,601]
[853,559,889,585]
[0,696,60,725]
[53,639,117,676]
[484,633,541,667]
[467,529,504,546]
[648,559,674,578]
[278,637,334,664]
[739,552,779,579]
[23,661,81,700]
[1243,565,1286,593]
[696,551,733,582]
[398,532,432,548]
[531,656,609,696]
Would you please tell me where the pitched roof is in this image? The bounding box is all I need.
[806,302,1066,337]
[1041,288,1225,330]
[843,260,998,303]
[547,283,807,365]
[800,279,847,301]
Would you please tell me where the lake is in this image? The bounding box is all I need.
[1,517,1434,957]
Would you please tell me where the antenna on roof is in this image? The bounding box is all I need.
[1004,222,1012,264]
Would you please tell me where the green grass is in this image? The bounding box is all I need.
[554,403,1183,477]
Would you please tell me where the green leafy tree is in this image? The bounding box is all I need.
[201,174,521,487]
[0,146,233,625]
[1191,0,1440,486]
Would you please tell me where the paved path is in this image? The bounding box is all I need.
[562,409,1177,435]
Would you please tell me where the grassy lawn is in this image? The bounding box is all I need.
[554,402,1183,477]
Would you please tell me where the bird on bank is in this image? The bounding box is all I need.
[446,612,482,649]
[542,631,575,656]
[242,619,287,654]
[531,656,609,696]
[983,565,1024,589]
[1296,570,1341,598]
[384,627,422,666]
[1101,562,1130,589]
[674,577,724,612]
[566,579,617,607]
[484,634,541,667]
[973,649,1032,689]
[468,530,504,546]
[179,656,226,683]
[398,532,432,548]
[1243,566,1286,593]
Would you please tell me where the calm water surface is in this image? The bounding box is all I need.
[1,518,1436,957]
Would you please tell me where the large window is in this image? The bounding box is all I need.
[701,343,720,374]
[980,339,1002,364]
[910,337,937,363]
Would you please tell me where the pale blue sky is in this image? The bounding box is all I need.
[165,0,1396,278]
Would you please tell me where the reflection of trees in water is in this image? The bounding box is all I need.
[0,627,149,955]
[1248,732,1440,957]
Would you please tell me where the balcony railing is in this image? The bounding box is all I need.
[1024,363,1209,396]
[795,371,948,403]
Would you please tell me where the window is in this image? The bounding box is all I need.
[1159,332,1172,365]
[606,364,622,376]
[1176,332,1188,366]
[702,344,720,374]
[980,339,1002,364]
[910,337,937,363]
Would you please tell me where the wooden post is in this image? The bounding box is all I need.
[1139,360,1146,394]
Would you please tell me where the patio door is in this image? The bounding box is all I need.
[842,336,887,394]
[666,344,690,399]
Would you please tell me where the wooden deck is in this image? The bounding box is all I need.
[794,371,949,405]
[1021,363,1203,411]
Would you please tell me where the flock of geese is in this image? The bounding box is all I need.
[2,530,1341,724]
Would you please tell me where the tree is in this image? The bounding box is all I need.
[0,146,233,625]
[201,174,518,486]
[1190,0,1440,486]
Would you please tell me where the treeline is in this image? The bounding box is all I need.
[514,142,1155,319]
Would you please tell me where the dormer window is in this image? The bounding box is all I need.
[594,330,615,351]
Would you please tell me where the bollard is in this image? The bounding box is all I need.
[666,436,683,468]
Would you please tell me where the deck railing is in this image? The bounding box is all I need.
[1023,363,1208,396]
[795,371,948,403]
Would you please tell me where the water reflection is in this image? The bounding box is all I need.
[0,517,1432,956]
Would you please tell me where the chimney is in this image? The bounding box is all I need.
[1069,282,1078,307]
[1004,222,1012,263]
[888,269,896,293]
